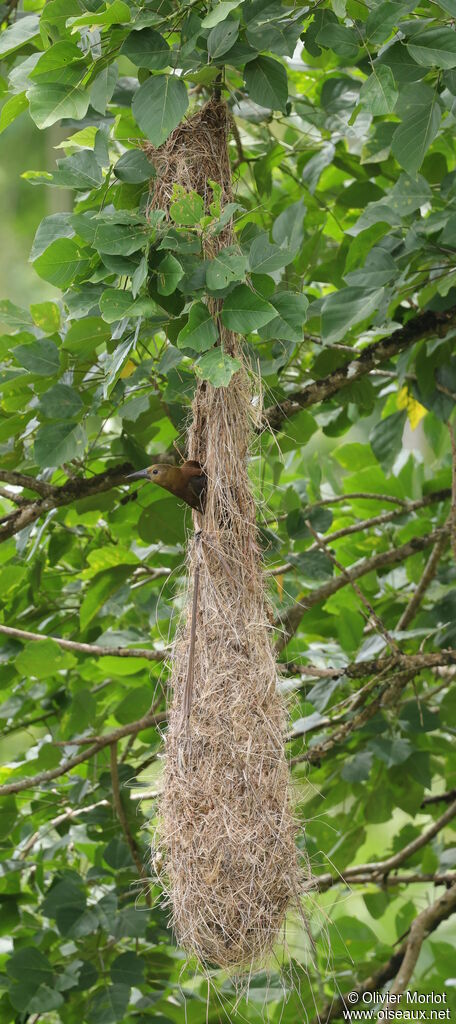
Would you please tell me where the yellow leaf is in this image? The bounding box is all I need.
[275,574,283,601]
[120,359,136,378]
[397,387,426,431]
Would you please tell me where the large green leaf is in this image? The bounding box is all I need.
[14,338,60,376]
[132,74,188,147]
[407,27,456,68]
[27,81,90,129]
[34,239,90,287]
[244,56,288,112]
[196,348,241,386]
[0,15,40,56]
[320,287,384,343]
[392,83,441,176]
[120,28,171,69]
[221,284,276,331]
[177,301,218,351]
[34,421,87,466]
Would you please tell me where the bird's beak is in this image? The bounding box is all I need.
[126,469,149,481]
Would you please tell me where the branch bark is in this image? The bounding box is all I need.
[0,708,167,796]
[314,883,456,1024]
[386,883,456,1005]
[0,463,132,542]
[0,624,166,662]
[277,526,448,651]
[264,307,456,432]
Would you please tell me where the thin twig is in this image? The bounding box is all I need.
[396,526,448,630]
[110,742,151,906]
[304,518,401,655]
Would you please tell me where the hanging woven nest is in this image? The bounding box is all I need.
[146,98,306,969]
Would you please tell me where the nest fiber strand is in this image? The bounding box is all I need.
[148,100,302,969]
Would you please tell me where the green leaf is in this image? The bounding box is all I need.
[221,284,276,332]
[359,66,398,115]
[170,189,204,226]
[370,411,406,469]
[99,290,159,323]
[63,317,111,354]
[177,301,218,351]
[120,27,171,69]
[53,151,103,190]
[341,751,373,782]
[34,421,87,467]
[6,948,54,1009]
[260,292,308,342]
[14,337,60,376]
[202,1,243,28]
[30,301,61,333]
[30,213,74,261]
[34,238,90,288]
[15,639,77,679]
[27,81,90,129]
[39,383,83,420]
[248,232,296,273]
[316,22,359,58]
[68,0,131,29]
[392,84,441,176]
[0,15,40,56]
[87,984,130,1024]
[80,566,132,630]
[206,247,248,290]
[0,299,33,329]
[157,254,184,295]
[114,149,152,183]
[94,221,148,256]
[321,287,384,343]
[110,953,145,987]
[0,92,28,134]
[132,74,188,147]
[196,348,241,387]
[407,28,456,69]
[207,19,240,59]
[244,56,288,112]
[0,795,17,840]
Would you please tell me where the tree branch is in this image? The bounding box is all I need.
[277,526,448,651]
[284,649,456,682]
[0,463,132,542]
[351,798,456,876]
[316,870,456,892]
[0,624,165,662]
[0,708,167,796]
[422,788,456,806]
[386,884,456,1005]
[268,490,451,576]
[314,883,456,1024]
[264,307,456,432]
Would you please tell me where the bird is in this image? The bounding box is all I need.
[126,460,206,513]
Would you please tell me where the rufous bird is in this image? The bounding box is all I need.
[127,460,206,513]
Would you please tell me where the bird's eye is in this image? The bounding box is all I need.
[152,469,158,476]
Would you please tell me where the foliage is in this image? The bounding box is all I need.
[0,0,456,1020]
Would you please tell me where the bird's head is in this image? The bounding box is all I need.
[126,464,173,484]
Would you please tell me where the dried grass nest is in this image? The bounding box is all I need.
[146,98,307,970]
